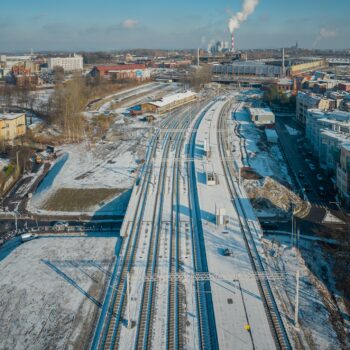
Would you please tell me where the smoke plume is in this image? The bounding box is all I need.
[313,27,337,48]
[228,0,260,33]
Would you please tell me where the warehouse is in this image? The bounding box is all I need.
[213,61,282,77]
[141,91,197,114]
[90,64,151,81]
[249,108,275,126]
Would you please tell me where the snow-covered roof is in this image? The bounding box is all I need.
[148,91,197,108]
[320,129,350,142]
[249,108,274,117]
[342,143,350,152]
[277,78,293,85]
[0,113,25,121]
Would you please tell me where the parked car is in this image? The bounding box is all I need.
[223,248,233,256]
[309,164,316,171]
[21,233,38,243]
[53,221,69,231]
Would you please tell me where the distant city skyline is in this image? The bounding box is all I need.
[1,0,349,52]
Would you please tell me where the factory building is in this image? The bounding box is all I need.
[90,64,151,81]
[48,54,83,72]
[289,59,328,77]
[213,61,282,78]
[141,91,197,114]
[0,113,26,141]
[249,108,275,126]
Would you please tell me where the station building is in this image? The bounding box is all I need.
[141,91,197,114]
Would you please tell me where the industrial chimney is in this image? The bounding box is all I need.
[231,33,235,52]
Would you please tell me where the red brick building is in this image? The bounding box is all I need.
[90,64,151,81]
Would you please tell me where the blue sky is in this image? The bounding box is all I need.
[1,0,349,51]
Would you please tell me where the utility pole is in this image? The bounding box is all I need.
[16,150,20,175]
[295,268,300,329]
[291,212,294,247]
[127,272,132,329]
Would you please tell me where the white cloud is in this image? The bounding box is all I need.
[120,19,139,30]
[319,28,337,38]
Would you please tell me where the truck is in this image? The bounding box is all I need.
[21,233,38,243]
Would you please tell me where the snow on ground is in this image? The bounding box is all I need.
[231,106,292,185]
[194,99,276,349]
[263,236,346,349]
[0,235,119,350]
[29,138,142,214]
[31,89,54,110]
[285,125,300,136]
[0,157,10,171]
[28,83,181,215]
[26,111,43,130]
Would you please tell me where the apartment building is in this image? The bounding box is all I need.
[0,113,26,141]
[305,108,350,204]
[296,91,334,124]
[337,144,350,205]
[48,54,83,72]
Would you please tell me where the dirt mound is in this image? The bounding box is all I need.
[244,176,310,218]
[241,167,263,180]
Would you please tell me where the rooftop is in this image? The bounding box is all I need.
[95,64,146,72]
[147,91,197,108]
[249,107,275,117]
[342,143,350,152]
[0,113,25,121]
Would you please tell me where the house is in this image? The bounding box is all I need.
[0,113,26,141]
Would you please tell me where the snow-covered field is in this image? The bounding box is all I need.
[263,236,348,349]
[28,83,180,215]
[0,235,119,350]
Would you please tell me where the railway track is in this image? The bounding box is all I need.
[136,104,206,349]
[92,98,219,350]
[134,131,172,350]
[91,114,181,350]
[167,114,188,350]
[186,102,220,350]
[217,100,292,350]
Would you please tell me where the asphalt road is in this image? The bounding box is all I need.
[274,114,349,239]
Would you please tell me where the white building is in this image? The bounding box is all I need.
[305,109,350,175]
[249,108,275,126]
[48,54,83,72]
[337,144,350,205]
